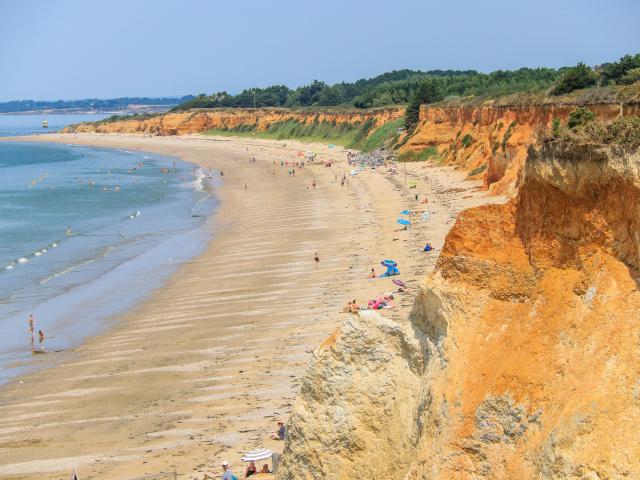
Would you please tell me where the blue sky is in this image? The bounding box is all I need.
[0,0,638,101]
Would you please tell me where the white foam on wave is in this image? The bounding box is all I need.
[186,168,206,193]
[17,257,28,264]
[5,264,14,270]
[34,252,42,257]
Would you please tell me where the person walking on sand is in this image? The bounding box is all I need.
[244,182,247,191]
[314,252,319,267]
[28,314,34,335]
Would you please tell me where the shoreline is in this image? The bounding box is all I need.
[0,141,214,386]
[0,132,503,479]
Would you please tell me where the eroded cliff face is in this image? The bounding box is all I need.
[403,103,639,196]
[279,143,640,479]
[66,107,404,136]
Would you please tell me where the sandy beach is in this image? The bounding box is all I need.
[0,133,502,480]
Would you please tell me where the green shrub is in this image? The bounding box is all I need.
[468,164,487,177]
[567,107,596,129]
[583,116,640,150]
[461,134,473,148]
[620,67,640,85]
[552,118,561,138]
[501,120,517,150]
[551,62,597,95]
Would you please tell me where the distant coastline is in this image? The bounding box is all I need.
[0,105,173,115]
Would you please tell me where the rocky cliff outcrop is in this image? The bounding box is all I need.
[65,107,404,136]
[279,142,640,479]
[403,103,640,196]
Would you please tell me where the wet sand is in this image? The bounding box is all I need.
[0,133,503,479]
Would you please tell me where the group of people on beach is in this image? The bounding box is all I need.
[205,421,285,479]
[27,314,45,348]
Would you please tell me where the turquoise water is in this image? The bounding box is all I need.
[0,141,217,383]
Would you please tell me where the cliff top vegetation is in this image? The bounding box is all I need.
[174,53,640,113]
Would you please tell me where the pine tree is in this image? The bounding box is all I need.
[404,79,442,132]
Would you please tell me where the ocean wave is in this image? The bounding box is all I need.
[39,258,96,285]
[184,168,206,193]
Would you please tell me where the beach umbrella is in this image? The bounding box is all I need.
[392,279,406,288]
[381,259,397,268]
[397,218,411,226]
[400,209,410,215]
[241,448,273,462]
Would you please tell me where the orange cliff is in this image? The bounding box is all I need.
[403,102,640,195]
[67,101,640,198]
[277,140,640,480]
[65,107,404,136]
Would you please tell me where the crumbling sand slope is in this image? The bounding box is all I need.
[279,142,640,479]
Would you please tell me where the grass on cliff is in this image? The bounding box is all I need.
[548,108,640,151]
[204,116,405,152]
[398,146,440,162]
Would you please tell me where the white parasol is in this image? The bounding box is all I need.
[241,448,273,462]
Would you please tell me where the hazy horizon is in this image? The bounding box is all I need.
[1,0,638,102]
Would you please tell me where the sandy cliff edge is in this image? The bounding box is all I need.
[278,140,640,479]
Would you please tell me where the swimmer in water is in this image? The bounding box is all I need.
[28,315,35,346]
[38,330,45,344]
[66,226,73,237]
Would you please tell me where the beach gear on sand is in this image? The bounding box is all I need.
[242,448,273,462]
[424,244,433,252]
[392,279,406,288]
[400,209,410,215]
[380,260,399,277]
[397,218,410,226]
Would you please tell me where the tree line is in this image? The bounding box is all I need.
[175,53,640,129]
[0,96,194,114]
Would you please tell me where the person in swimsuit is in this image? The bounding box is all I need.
[245,461,257,477]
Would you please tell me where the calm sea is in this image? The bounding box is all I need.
[0,116,217,383]
[0,113,111,136]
